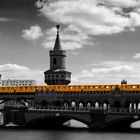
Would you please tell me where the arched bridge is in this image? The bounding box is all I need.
[24,107,140,129]
[1,84,140,130]
[2,106,140,130]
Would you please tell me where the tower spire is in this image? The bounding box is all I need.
[44,25,71,85]
[54,25,62,51]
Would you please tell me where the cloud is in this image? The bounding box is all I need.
[133,53,140,59]
[22,25,43,41]
[0,17,9,22]
[0,64,44,85]
[35,0,140,50]
[36,0,44,8]
[91,65,134,74]
[99,0,140,8]
[71,60,140,84]
[38,0,140,34]
[42,25,92,50]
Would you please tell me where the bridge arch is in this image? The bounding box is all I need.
[94,101,100,109]
[86,101,93,107]
[25,113,90,128]
[62,101,70,108]
[78,100,85,109]
[138,103,140,109]
[106,116,139,130]
[0,98,29,107]
[71,101,77,108]
[133,102,137,109]
[102,100,109,109]
[86,102,92,109]
[124,100,132,108]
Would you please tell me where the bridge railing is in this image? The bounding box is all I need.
[28,106,140,114]
[1,104,140,114]
[29,106,92,112]
[106,108,140,113]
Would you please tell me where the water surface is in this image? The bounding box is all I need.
[1,128,140,140]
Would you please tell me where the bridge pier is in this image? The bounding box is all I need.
[89,110,106,129]
[3,106,27,127]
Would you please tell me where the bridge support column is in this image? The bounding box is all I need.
[3,107,26,127]
[89,110,106,129]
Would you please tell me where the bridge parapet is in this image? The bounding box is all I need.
[1,105,140,130]
[28,106,140,114]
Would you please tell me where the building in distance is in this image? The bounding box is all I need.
[0,79,36,86]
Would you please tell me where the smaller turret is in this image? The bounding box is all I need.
[121,79,127,84]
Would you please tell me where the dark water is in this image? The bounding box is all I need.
[1,128,140,140]
[0,120,140,140]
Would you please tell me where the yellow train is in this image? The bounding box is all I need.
[0,84,140,94]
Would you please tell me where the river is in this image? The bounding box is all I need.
[0,120,140,140]
[1,128,140,140]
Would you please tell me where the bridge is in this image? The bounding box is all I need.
[0,84,140,130]
[0,25,140,130]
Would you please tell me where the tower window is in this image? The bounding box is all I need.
[53,58,57,65]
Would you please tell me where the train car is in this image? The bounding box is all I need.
[15,86,36,94]
[0,84,140,95]
[0,86,15,94]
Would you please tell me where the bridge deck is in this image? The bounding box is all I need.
[0,84,140,94]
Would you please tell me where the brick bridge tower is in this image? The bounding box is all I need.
[44,25,71,85]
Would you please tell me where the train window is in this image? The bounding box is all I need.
[101,86,104,88]
[132,86,137,88]
[72,86,75,89]
[110,86,116,89]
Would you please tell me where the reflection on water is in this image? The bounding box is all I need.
[1,128,140,140]
[1,120,140,140]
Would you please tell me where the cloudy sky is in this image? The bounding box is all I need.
[1,0,140,85]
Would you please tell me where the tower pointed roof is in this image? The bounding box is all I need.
[53,25,62,51]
